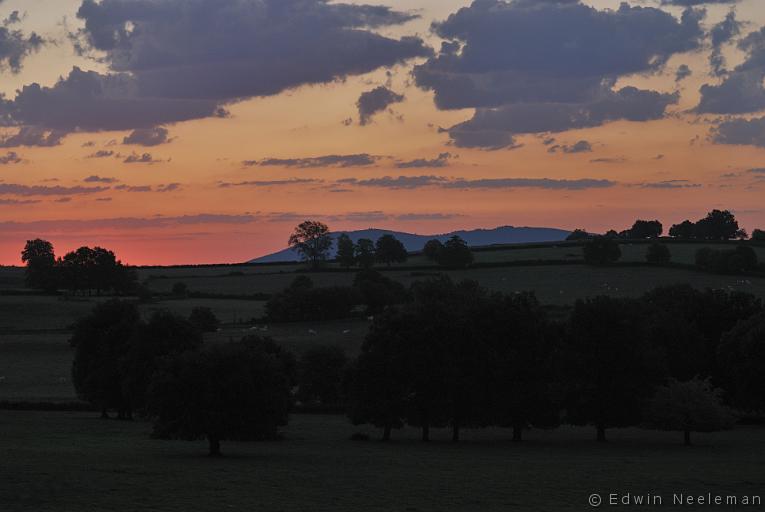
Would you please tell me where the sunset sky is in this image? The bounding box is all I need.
[2,0,765,265]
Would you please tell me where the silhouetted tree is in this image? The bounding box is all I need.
[718,314,765,412]
[646,242,671,264]
[583,236,621,265]
[696,246,758,274]
[265,276,359,322]
[58,246,136,295]
[696,210,745,240]
[70,300,141,419]
[336,234,356,268]
[289,221,333,269]
[148,340,293,456]
[438,236,473,268]
[752,229,765,242]
[121,311,203,414]
[188,307,220,333]
[422,239,443,262]
[492,292,561,441]
[297,345,348,406]
[629,220,663,239]
[240,335,298,387]
[566,229,591,241]
[21,239,57,291]
[353,269,407,313]
[375,234,408,266]
[355,238,376,269]
[565,296,664,442]
[644,378,734,446]
[669,220,696,239]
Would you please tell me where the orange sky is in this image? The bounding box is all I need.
[1,0,765,265]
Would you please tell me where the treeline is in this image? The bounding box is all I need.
[70,276,765,455]
[21,239,137,295]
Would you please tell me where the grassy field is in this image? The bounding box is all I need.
[2,411,764,511]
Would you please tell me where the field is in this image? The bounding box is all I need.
[3,240,765,511]
[2,411,764,511]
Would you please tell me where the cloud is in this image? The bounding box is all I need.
[710,116,765,147]
[446,87,678,149]
[0,198,40,206]
[442,178,615,190]
[123,152,164,164]
[698,27,765,114]
[114,184,152,193]
[0,18,44,73]
[395,152,453,168]
[709,10,742,77]
[0,0,431,134]
[83,175,118,184]
[675,64,692,82]
[0,127,66,148]
[249,154,380,168]
[414,0,701,148]
[548,140,592,154]
[86,150,115,159]
[156,183,181,193]
[338,175,448,189]
[0,183,108,196]
[0,214,261,233]
[395,212,462,221]
[357,86,405,125]
[748,168,765,174]
[0,151,21,164]
[636,180,702,189]
[219,178,320,188]
[660,0,739,5]
[123,126,172,146]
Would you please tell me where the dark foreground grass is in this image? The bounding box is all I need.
[2,411,764,511]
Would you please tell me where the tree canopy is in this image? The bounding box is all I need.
[289,221,333,269]
[375,234,408,266]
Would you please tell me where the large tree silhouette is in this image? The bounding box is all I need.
[21,239,57,291]
[289,221,333,269]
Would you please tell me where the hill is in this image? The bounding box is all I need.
[248,225,571,263]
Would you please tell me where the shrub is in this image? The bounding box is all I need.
[583,236,621,265]
[188,307,220,333]
[646,242,671,264]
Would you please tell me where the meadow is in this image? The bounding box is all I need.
[2,239,765,511]
[2,411,764,512]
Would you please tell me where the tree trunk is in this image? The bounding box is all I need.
[208,435,221,457]
[452,423,460,443]
[684,430,692,447]
[422,424,430,442]
[382,424,391,442]
[596,425,607,443]
[513,424,523,442]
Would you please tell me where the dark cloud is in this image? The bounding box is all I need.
[156,183,181,192]
[0,0,430,134]
[219,178,320,188]
[637,180,701,189]
[0,214,261,233]
[338,175,448,189]
[709,10,742,77]
[357,86,405,125]
[123,126,171,146]
[748,168,765,174]
[698,27,765,114]
[547,140,592,154]
[249,154,380,168]
[446,87,678,149]
[86,150,115,159]
[0,151,21,164]
[0,127,65,148]
[660,0,738,5]
[675,64,692,82]
[0,18,43,73]
[0,198,40,206]
[83,175,118,183]
[0,183,108,196]
[54,197,73,203]
[123,152,164,164]
[395,152,453,168]
[114,184,152,192]
[710,116,765,147]
[395,213,461,221]
[414,0,700,148]
[442,177,615,190]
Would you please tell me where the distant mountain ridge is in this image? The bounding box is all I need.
[248,225,571,263]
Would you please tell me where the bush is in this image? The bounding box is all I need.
[265,276,360,322]
[297,345,349,406]
[353,269,407,313]
[437,236,473,268]
[695,246,758,274]
[188,307,220,332]
[566,229,591,241]
[646,242,671,264]
[583,236,621,265]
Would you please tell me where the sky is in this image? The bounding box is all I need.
[1,0,765,265]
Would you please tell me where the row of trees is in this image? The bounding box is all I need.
[569,210,761,242]
[336,233,408,268]
[21,239,137,295]
[347,278,764,445]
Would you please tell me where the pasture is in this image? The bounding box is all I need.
[2,411,764,511]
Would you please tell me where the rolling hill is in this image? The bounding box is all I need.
[248,226,571,263]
